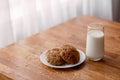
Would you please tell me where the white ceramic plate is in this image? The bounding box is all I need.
[40,49,86,68]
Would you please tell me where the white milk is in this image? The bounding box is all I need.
[86,30,104,61]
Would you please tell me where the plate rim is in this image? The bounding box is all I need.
[40,49,86,68]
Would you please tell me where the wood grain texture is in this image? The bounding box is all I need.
[0,73,13,80]
[0,16,120,80]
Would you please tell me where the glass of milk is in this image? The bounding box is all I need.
[86,23,104,61]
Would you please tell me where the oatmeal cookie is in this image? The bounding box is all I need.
[46,48,65,66]
[60,45,80,64]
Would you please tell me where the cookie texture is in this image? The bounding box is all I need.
[60,45,80,64]
[46,48,65,66]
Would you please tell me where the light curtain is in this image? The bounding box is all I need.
[0,0,117,48]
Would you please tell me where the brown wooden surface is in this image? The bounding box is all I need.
[0,16,120,80]
[0,73,13,80]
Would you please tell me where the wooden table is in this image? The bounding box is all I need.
[0,16,120,80]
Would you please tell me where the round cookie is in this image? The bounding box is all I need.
[46,48,65,66]
[60,45,80,64]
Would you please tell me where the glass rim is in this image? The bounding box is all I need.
[87,22,104,29]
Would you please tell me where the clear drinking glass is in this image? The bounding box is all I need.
[86,23,104,61]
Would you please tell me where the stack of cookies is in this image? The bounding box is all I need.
[46,44,80,66]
